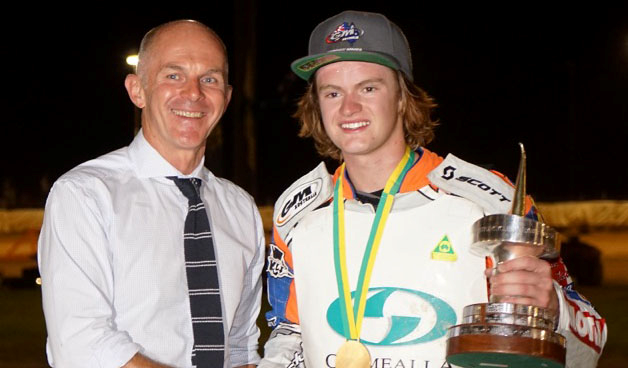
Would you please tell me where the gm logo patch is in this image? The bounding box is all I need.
[326,287,456,346]
[276,179,322,226]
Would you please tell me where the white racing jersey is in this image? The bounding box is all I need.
[260,148,607,368]
[293,190,487,367]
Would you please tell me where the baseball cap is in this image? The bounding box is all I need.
[291,10,413,81]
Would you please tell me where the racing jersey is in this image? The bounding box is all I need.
[260,147,606,368]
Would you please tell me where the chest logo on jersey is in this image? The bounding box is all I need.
[276,179,323,227]
[327,287,456,346]
[431,235,457,262]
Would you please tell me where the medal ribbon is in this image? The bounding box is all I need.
[333,146,415,340]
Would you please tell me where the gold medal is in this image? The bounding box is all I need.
[336,340,371,368]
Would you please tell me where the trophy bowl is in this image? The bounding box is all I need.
[445,214,566,368]
[470,214,561,262]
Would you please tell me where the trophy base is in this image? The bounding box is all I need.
[447,333,565,368]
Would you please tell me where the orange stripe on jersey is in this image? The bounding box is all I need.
[332,166,354,200]
[286,279,300,324]
[400,148,443,193]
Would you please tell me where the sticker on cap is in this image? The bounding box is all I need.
[298,55,340,72]
[326,22,363,44]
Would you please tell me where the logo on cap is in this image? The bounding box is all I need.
[326,22,363,44]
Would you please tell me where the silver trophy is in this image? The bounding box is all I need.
[446,144,566,368]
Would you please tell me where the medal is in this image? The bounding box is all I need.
[332,146,415,365]
[336,340,371,368]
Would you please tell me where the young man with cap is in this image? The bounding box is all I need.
[260,10,606,368]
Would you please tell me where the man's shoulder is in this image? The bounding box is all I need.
[44,146,133,213]
[56,146,132,186]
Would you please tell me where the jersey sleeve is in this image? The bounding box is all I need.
[261,162,335,367]
[265,226,299,327]
[550,257,607,366]
[259,226,306,367]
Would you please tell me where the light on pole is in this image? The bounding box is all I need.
[126,54,139,68]
[126,54,140,135]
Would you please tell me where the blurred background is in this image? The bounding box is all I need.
[0,2,626,367]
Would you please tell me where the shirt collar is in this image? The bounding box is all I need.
[128,129,206,179]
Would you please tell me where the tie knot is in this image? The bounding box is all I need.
[169,177,202,204]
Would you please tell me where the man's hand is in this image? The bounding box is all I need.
[485,256,558,313]
[122,353,172,368]
[122,355,256,368]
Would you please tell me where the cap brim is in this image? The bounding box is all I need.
[291,51,400,81]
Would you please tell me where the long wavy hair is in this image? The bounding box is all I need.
[294,70,438,160]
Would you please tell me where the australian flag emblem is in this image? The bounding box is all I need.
[326,22,363,44]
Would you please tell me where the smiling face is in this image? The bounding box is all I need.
[315,61,405,163]
[125,22,232,170]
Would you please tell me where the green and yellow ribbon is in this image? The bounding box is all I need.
[333,146,415,341]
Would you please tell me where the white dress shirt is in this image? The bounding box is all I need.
[38,131,265,368]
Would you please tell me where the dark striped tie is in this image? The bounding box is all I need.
[170,177,224,367]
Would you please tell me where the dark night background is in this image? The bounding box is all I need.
[1,3,627,209]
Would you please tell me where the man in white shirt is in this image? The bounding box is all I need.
[38,20,264,368]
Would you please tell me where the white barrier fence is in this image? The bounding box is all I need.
[1,202,627,280]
